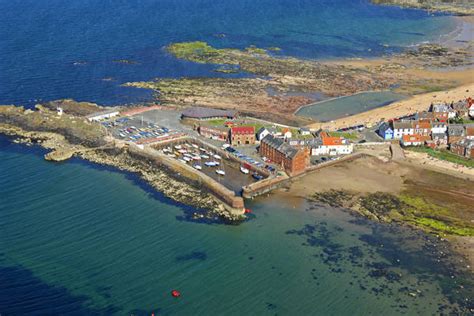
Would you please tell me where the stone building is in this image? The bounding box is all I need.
[230,126,256,145]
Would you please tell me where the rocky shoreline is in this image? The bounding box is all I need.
[0,124,245,224]
[372,0,474,15]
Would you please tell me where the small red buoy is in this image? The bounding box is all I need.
[171,290,181,298]
[244,208,252,214]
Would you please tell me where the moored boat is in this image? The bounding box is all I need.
[252,172,263,180]
[240,166,249,174]
[216,169,225,176]
[193,164,202,170]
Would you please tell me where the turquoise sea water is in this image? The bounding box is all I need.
[0,0,457,106]
[296,91,407,122]
[1,137,473,314]
[1,1,472,314]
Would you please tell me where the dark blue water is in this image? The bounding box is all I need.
[1,2,470,314]
[0,0,456,106]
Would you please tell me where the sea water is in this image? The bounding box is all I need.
[0,0,456,106]
[296,91,408,122]
[1,137,472,315]
[0,1,470,314]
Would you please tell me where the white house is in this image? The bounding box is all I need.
[57,107,64,116]
[282,128,292,139]
[311,133,353,156]
[392,121,414,139]
[86,109,120,122]
[431,122,447,134]
[299,128,311,136]
[256,127,270,141]
[469,104,474,118]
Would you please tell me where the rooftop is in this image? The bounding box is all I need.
[181,107,236,119]
[231,126,255,134]
[261,135,302,159]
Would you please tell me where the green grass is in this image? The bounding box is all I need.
[328,131,359,140]
[167,41,222,63]
[406,147,474,168]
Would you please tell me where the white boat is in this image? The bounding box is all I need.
[193,164,202,170]
[174,145,182,150]
[213,154,222,160]
[205,161,217,167]
[240,166,250,174]
[183,156,192,162]
[178,149,187,154]
[201,154,210,159]
[216,169,225,176]
[178,158,187,164]
[192,144,199,149]
[192,155,201,160]
[199,147,207,152]
[210,160,220,166]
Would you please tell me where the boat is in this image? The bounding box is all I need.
[192,155,201,160]
[178,149,187,154]
[205,161,217,167]
[244,208,252,214]
[171,290,181,298]
[174,145,182,150]
[183,156,192,162]
[216,169,225,176]
[210,160,220,166]
[191,144,199,149]
[200,154,210,159]
[199,147,207,152]
[193,164,202,170]
[213,154,222,160]
[178,158,187,164]
[252,172,263,180]
[240,166,249,174]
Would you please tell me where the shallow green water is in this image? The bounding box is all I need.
[1,137,472,315]
[296,91,407,122]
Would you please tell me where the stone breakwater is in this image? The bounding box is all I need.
[0,124,245,224]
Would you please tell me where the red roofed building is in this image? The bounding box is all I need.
[230,126,256,145]
[401,134,430,147]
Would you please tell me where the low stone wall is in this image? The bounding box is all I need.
[242,174,290,198]
[128,144,245,213]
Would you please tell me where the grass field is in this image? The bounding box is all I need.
[407,146,474,168]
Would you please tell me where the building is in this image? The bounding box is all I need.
[431,133,448,147]
[311,132,353,156]
[86,109,120,122]
[198,125,229,141]
[230,126,256,145]
[299,128,311,136]
[431,122,447,134]
[401,134,428,147]
[392,121,414,139]
[416,111,435,122]
[431,102,450,122]
[281,128,292,139]
[256,127,270,141]
[470,104,474,118]
[412,120,431,136]
[451,101,469,118]
[259,135,308,175]
[181,107,237,121]
[377,122,393,140]
[447,124,465,144]
[451,138,474,158]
